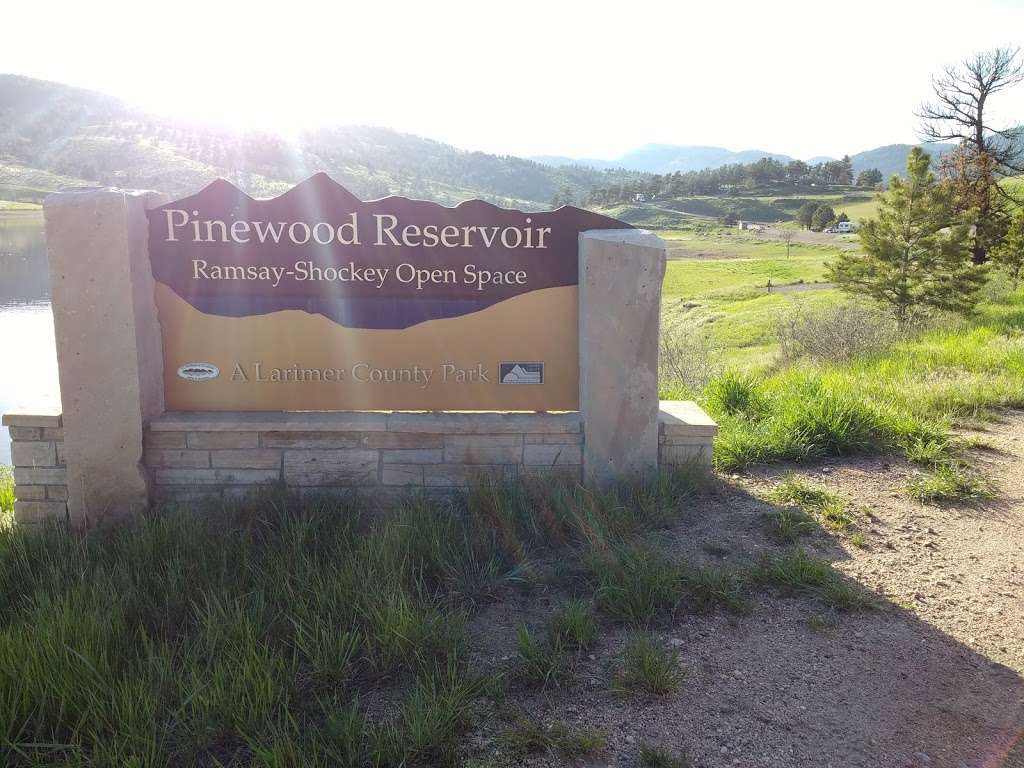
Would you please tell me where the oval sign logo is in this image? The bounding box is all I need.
[177,362,220,381]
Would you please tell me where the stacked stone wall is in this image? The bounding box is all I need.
[4,404,717,520]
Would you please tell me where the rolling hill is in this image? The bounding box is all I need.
[0,75,643,209]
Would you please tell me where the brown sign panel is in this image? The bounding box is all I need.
[147,174,628,411]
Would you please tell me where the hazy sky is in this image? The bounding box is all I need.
[3,0,1023,160]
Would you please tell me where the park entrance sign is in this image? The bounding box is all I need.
[147,173,629,411]
[5,173,715,528]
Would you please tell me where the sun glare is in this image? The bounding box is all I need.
[2,0,1024,158]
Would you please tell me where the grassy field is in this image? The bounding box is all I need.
[662,254,830,296]
[660,228,848,261]
[665,288,845,369]
[654,223,843,369]
[827,196,879,221]
[754,192,880,223]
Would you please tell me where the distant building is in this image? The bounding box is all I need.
[633,193,647,203]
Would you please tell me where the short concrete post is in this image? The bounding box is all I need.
[578,229,666,485]
[44,189,168,525]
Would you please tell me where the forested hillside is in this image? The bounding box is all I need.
[0,75,642,208]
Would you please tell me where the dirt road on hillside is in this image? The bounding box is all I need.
[467,413,1024,767]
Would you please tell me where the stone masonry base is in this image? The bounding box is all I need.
[2,414,68,523]
[3,402,717,522]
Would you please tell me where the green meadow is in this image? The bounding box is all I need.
[655,223,842,369]
[662,251,830,295]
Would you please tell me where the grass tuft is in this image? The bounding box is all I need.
[705,370,765,418]
[500,711,605,758]
[547,599,598,653]
[756,548,875,611]
[614,634,684,695]
[756,547,834,590]
[589,544,680,627]
[764,505,817,543]
[769,474,854,533]
[640,743,692,768]
[680,564,751,614]
[513,624,568,689]
[906,461,995,503]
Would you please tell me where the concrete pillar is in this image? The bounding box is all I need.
[43,189,169,525]
[578,229,666,485]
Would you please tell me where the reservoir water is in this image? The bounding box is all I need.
[0,211,60,465]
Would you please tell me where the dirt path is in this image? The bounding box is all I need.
[468,413,1024,767]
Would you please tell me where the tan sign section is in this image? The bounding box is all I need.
[158,283,578,411]
[148,175,628,411]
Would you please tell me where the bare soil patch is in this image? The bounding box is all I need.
[465,413,1024,767]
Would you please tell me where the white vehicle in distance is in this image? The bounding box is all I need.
[824,221,857,234]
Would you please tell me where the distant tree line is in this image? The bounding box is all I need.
[585,155,883,205]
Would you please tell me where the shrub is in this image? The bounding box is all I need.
[659,323,722,396]
[775,300,899,363]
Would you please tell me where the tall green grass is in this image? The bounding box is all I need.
[0,472,702,766]
[690,289,1024,471]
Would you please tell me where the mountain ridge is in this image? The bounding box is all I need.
[531,142,958,178]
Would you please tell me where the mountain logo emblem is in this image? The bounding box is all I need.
[177,362,220,381]
[499,362,544,384]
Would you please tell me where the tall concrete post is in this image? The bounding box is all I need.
[578,229,666,485]
[43,189,168,526]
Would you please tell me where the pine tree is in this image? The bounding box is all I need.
[827,147,984,327]
[992,208,1024,286]
[796,201,818,229]
[811,204,836,231]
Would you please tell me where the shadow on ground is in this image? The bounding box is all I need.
[464,469,1024,768]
